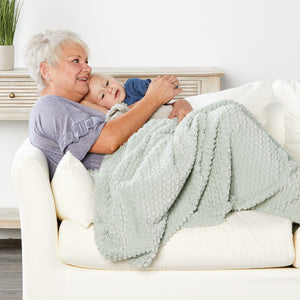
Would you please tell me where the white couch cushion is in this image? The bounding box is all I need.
[51,151,94,228]
[273,79,300,165]
[58,211,294,270]
[264,101,286,146]
[186,81,272,125]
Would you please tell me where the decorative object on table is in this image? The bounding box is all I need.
[0,0,22,70]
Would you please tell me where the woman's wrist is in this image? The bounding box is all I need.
[140,93,164,109]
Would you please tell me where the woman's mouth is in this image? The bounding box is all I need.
[78,78,87,81]
[115,89,119,99]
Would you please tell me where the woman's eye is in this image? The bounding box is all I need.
[72,59,79,63]
[106,80,109,87]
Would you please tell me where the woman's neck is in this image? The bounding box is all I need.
[40,86,82,103]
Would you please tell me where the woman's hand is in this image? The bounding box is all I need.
[145,75,182,105]
[168,99,193,123]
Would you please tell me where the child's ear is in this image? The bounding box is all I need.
[40,62,51,81]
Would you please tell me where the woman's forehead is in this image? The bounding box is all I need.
[60,42,88,58]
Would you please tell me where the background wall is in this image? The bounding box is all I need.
[1,0,300,237]
[14,0,300,88]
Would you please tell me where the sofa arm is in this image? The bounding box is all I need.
[11,139,64,300]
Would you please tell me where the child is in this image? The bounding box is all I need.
[81,73,175,119]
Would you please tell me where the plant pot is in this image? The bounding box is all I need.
[0,45,14,71]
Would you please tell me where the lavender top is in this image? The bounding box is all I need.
[29,95,106,179]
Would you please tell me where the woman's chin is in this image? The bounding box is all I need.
[77,82,89,95]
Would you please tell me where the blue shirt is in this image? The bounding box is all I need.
[29,95,106,179]
[123,78,151,106]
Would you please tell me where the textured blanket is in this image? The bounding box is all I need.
[92,100,300,268]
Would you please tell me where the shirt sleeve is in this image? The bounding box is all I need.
[30,96,106,162]
[123,78,151,105]
[61,115,106,161]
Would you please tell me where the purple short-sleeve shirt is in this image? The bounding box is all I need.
[29,95,106,179]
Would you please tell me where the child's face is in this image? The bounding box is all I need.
[88,75,126,109]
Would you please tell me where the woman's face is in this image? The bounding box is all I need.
[47,43,91,101]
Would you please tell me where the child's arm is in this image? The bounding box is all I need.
[168,99,193,123]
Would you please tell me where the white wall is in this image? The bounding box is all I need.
[14,0,300,88]
[1,0,300,236]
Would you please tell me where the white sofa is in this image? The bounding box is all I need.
[12,80,300,300]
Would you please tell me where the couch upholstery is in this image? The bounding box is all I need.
[11,99,300,300]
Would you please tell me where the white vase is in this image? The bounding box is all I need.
[0,45,14,71]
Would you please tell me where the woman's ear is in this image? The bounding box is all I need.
[40,62,51,81]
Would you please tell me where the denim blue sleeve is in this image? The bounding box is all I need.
[123,78,151,106]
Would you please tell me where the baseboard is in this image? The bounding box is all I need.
[0,229,21,239]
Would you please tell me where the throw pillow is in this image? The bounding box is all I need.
[272,79,300,165]
[185,81,272,125]
[51,151,94,228]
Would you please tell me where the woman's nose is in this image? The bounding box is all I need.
[83,63,92,73]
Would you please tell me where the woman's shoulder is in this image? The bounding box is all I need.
[32,95,69,114]
[34,95,77,110]
[30,95,106,122]
[33,95,94,114]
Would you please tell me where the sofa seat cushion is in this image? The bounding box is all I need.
[58,211,295,270]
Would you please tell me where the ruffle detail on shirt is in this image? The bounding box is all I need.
[60,116,105,153]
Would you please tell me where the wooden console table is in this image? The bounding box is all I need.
[0,67,224,120]
[0,208,20,229]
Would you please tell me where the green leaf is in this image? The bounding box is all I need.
[0,0,22,45]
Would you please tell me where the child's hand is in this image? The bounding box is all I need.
[168,99,193,123]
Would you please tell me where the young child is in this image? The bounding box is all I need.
[81,73,174,119]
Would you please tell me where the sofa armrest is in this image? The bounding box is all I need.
[11,138,64,300]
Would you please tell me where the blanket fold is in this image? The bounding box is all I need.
[92,100,300,268]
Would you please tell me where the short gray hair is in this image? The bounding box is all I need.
[24,29,90,93]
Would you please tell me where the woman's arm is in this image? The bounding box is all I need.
[90,75,182,154]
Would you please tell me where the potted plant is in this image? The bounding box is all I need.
[0,0,22,70]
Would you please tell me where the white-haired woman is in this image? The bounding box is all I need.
[25,30,192,178]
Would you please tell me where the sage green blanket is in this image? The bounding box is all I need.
[92,100,300,268]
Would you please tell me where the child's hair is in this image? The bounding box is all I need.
[90,72,117,81]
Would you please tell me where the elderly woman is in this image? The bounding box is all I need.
[24,30,192,179]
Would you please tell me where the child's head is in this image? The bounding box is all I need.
[85,74,126,109]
